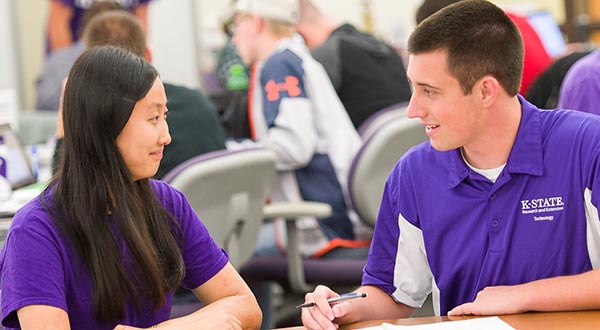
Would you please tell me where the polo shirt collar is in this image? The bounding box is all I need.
[448,95,544,188]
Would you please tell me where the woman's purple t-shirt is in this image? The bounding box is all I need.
[0,179,228,329]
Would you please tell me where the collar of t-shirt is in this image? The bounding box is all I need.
[447,95,544,188]
[460,148,506,183]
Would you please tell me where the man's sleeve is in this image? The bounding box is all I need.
[362,160,433,308]
[583,118,600,269]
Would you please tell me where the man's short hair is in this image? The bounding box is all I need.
[415,0,460,25]
[408,0,524,96]
[82,10,146,57]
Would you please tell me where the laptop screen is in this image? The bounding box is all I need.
[527,11,567,58]
[0,124,37,189]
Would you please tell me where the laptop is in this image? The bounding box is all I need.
[0,123,42,218]
[526,11,567,58]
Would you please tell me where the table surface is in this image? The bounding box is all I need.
[276,310,600,329]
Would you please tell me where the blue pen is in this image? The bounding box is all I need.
[296,292,368,308]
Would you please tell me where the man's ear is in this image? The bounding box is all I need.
[252,15,264,33]
[144,47,153,63]
[479,75,500,108]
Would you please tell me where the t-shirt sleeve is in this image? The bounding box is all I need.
[362,160,433,308]
[156,182,229,290]
[1,224,68,327]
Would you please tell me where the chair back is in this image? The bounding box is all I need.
[356,102,409,140]
[348,113,428,227]
[162,148,276,269]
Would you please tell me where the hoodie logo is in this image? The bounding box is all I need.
[265,76,301,101]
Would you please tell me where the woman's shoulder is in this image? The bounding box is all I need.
[9,193,61,240]
[149,179,189,214]
[150,179,182,198]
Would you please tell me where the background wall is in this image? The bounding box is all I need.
[16,0,47,111]
[1,0,21,126]
[147,0,200,89]
[12,0,567,110]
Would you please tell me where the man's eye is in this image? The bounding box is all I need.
[424,88,434,96]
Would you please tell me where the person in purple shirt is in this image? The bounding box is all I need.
[0,46,261,329]
[46,0,152,53]
[301,1,600,329]
[558,48,600,116]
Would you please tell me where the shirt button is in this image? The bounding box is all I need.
[490,193,497,200]
[491,219,500,228]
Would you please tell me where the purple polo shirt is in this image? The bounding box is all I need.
[558,49,600,116]
[0,180,228,328]
[363,96,600,315]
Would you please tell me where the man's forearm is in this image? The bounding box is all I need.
[516,268,600,312]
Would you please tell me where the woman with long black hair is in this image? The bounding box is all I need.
[0,45,261,329]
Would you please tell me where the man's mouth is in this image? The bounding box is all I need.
[426,124,440,132]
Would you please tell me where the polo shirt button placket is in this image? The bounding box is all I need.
[490,193,497,200]
[489,218,503,251]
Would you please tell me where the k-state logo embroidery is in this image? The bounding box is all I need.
[265,76,301,101]
[520,196,564,219]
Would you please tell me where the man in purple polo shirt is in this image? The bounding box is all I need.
[558,48,600,116]
[301,1,600,329]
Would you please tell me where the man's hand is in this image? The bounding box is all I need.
[302,285,353,330]
[448,285,527,316]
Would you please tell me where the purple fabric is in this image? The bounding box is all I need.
[363,96,600,315]
[0,157,5,178]
[0,179,228,329]
[558,49,600,116]
[48,0,151,53]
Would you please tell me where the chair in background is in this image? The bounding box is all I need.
[162,148,276,270]
[348,109,428,227]
[162,148,278,318]
[350,108,434,317]
[356,102,409,141]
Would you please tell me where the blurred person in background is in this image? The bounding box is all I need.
[296,0,412,128]
[37,1,123,111]
[230,0,370,327]
[558,48,600,115]
[415,0,553,96]
[52,10,226,178]
[46,0,153,54]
